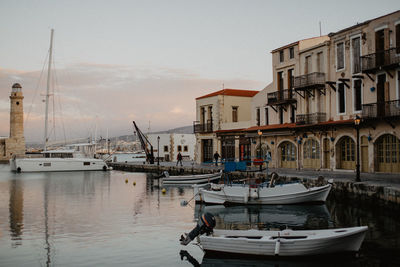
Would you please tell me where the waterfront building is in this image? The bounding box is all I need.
[148,133,196,162]
[0,83,26,161]
[194,89,259,164]
[194,10,400,174]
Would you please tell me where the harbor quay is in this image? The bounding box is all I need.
[109,161,400,207]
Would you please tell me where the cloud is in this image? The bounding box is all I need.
[0,64,265,143]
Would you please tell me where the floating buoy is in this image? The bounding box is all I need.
[133,181,136,186]
[180,200,188,206]
[125,179,128,183]
[162,188,166,194]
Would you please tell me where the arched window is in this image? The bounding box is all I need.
[303,139,320,169]
[280,141,296,168]
[337,136,355,169]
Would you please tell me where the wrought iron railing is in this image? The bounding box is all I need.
[362,100,400,118]
[193,120,213,133]
[293,72,325,90]
[361,47,400,73]
[267,89,296,105]
[296,112,327,125]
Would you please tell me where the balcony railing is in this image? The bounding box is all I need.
[362,100,400,119]
[361,47,400,73]
[296,112,327,125]
[193,120,213,133]
[267,89,297,105]
[293,72,325,90]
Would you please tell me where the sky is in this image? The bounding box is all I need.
[1,0,399,143]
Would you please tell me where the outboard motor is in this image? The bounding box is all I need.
[180,213,216,245]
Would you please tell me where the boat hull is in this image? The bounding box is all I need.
[200,227,368,256]
[10,158,108,172]
[199,183,332,204]
[163,173,221,185]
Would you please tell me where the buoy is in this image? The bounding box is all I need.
[180,200,188,206]
[125,179,128,183]
[133,181,136,186]
[162,188,166,194]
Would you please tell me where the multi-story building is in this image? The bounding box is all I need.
[247,10,400,173]
[194,11,400,174]
[194,89,259,164]
[148,133,196,162]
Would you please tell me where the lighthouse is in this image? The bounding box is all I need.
[0,83,26,160]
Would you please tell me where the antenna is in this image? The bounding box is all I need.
[319,21,322,36]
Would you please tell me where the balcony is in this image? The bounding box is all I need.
[362,100,400,119]
[193,120,213,133]
[296,112,327,125]
[293,72,325,91]
[361,47,400,73]
[267,89,297,106]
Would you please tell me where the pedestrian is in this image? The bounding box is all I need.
[176,152,183,166]
[213,151,220,166]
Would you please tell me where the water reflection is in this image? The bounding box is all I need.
[180,249,361,267]
[194,204,333,230]
[9,179,24,247]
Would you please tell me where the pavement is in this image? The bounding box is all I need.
[123,160,400,188]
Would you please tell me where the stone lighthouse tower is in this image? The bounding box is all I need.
[8,83,26,157]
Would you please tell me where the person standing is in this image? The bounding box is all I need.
[213,151,220,166]
[176,152,183,166]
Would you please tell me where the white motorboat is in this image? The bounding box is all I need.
[9,29,109,173]
[199,226,368,256]
[162,171,222,185]
[10,146,109,172]
[196,181,332,204]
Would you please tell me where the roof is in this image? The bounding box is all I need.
[328,10,400,37]
[196,89,259,100]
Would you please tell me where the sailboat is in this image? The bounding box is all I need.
[10,29,110,172]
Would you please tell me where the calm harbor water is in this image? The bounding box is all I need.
[0,164,399,266]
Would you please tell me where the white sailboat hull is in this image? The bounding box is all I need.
[199,183,332,204]
[10,158,108,172]
[200,226,368,256]
[163,173,221,185]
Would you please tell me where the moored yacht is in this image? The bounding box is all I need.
[9,29,109,173]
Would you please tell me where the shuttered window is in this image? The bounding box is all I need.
[337,42,345,70]
[338,83,345,114]
[354,79,362,111]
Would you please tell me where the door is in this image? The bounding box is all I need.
[323,138,330,169]
[303,139,320,169]
[361,136,369,172]
[339,137,356,170]
[377,74,386,117]
[239,137,251,165]
[377,134,400,173]
[375,29,385,66]
[280,142,297,168]
[202,139,213,163]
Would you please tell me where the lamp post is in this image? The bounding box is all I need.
[258,130,262,171]
[354,116,361,182]
[157,136,160,166]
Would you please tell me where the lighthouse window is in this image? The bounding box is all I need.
[16,102,20,105]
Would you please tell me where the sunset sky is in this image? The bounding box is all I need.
[1,0,399,143]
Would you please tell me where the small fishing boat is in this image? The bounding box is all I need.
[196,180,332,204]
[199,226,368,256]
[162,170,222,185]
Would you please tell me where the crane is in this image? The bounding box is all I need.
[132,121,154,164]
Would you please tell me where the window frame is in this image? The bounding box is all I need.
[337,82,346,115]
[336,41,345,72]
[279,50,284,62]
[232,106,238,122]
[350,34,362,74]
[352,78,363,113]
[289,47,294,59]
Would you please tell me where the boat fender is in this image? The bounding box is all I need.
[274,233,281,256]
[17,167,21,173]
[180,213,216,246]
[327,179,334,184]
[102,165,107,171]
[163,171,170,178]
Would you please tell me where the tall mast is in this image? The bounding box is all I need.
[44,29,54,151]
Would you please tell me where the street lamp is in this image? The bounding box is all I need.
[157,136,160,166]
[258,130,262,171]
[354,116,361,182]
